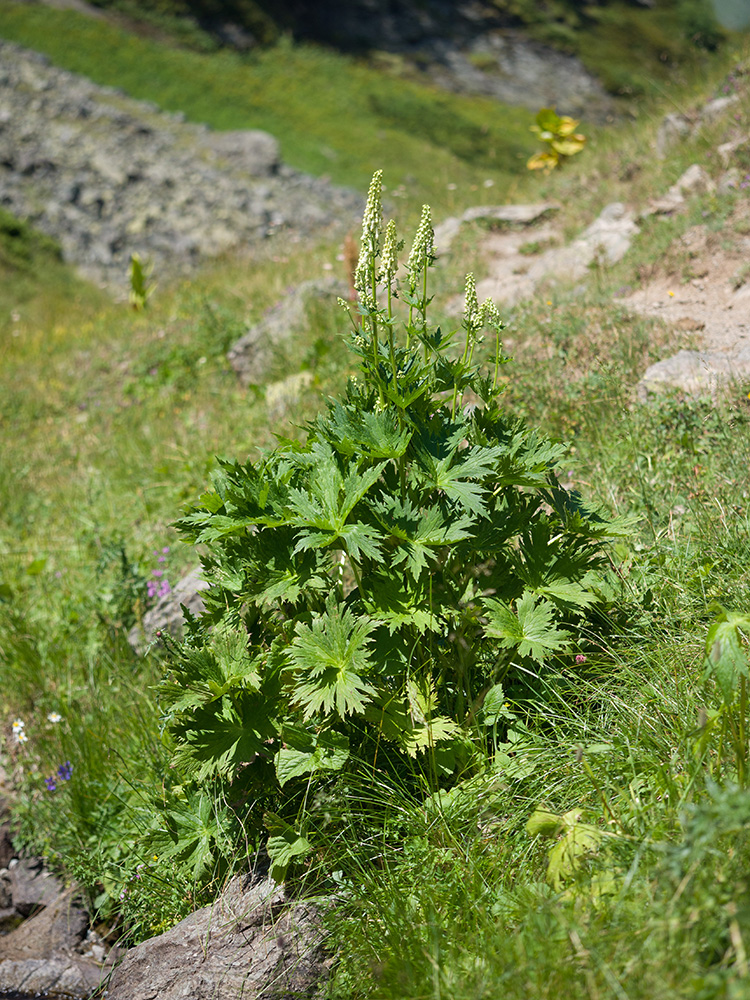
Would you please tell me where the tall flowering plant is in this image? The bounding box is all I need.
[160,173,630,881]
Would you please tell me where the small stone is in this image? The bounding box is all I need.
[655,112,691,159]
[698,94,740,124]
[718,168,741,194]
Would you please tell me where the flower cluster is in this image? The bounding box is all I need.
[407,204,435,294]
[147,546,171,602]
[354,169,384,310]
[11,719,27,745]
[44,761,73,793]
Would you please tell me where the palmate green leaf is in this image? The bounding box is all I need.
[161,631,263,714]
[526,807,602,891]
[413,425,505,516]
[482,683,515,727]
[364,681,461,757]
[264,812,313,884]
[364,574,445,634]
[175,512,259,544]
[150,790,228,880]
[534,579,601,611]
[287,448,386,560]
[289,604,378,719]
[172,692,278,780]
[371,496,473,580]
[322,401,412,460]
[245,532,329,607]
[274,730,350,787]
[705,606,750,704]
[483,590,571,664]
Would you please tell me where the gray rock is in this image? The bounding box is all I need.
[105,875,330,1000]
[228,278,348,386]
[434,202,558,252]
[9,857,63,917]
[718,168,741,194]
[638,347,750,399]
[0,40,362,289]
[698,94,740,124]
[128,568,210,655]
[717,136,750,168]
[474,201,638,306]
[0,888,87,959]
[0,887,108,998]
[0,956,103,997]
[655,113,691,159]
[0,872,11,911]
[203,129,281,176]
[645,164,715,216]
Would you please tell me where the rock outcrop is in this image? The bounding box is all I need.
[127,567,209,655]
[0,40,362,287]
[104,874,330,1000]
[0,844,119,998]
[227,277,349,387]
[638,347,750,399]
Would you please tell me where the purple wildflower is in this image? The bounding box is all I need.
[45,777,57,792]
[158,581,171,598]
[57,761,73,781]
[575,654,587,664]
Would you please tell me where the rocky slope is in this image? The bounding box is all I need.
[0,39,362,288]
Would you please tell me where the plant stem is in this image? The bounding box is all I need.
[739,675,747,786]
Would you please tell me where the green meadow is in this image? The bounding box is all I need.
[2,5,750,996]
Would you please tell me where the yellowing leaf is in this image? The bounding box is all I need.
[527,151,559,172]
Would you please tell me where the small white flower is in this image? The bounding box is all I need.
[11,719,25,734]
[14,731,28,745]
[47,713,62,724]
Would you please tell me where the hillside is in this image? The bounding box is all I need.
[1,7,750,1000]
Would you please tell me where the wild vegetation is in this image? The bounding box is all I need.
[1,6,750,998]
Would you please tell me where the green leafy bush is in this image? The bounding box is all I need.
[160,172,631,881]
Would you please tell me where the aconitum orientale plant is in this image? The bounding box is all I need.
[160,172,630,880]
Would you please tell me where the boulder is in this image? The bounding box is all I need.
[718,168,741,195]
[228,278,348,387]
[717,136,750,168]
[0,887,87,959]
[698,94,740,124]
[127,568,210,655]
[104,875,330,1000]
[0,40,362,288]
[8,857,64,917]
[0,956,103,997]
[0,887,109,997]
[638,347,750,399]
